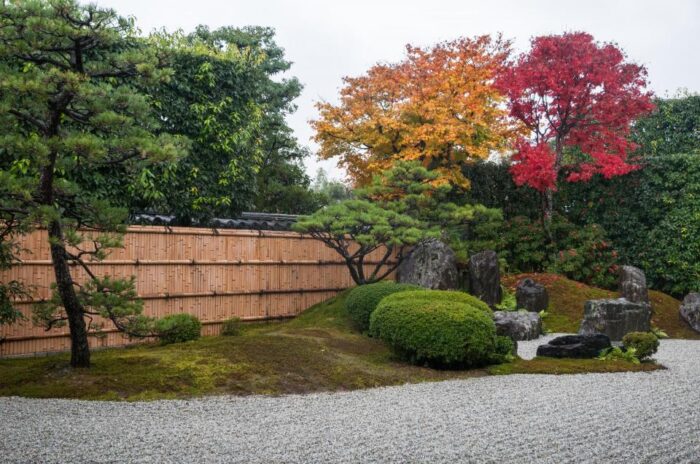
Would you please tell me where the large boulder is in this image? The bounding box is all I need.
[619,265,649,304]
[396,239,459,290]
[578,298,651,341]
[536,334,612,359]
[467,250,502,308]
[680,293,700,333]
[493,311,542,341]
[515,278,549,312]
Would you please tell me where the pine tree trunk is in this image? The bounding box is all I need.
[48,220,91,368]
[39,141,91,367]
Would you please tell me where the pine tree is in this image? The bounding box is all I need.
[0,0,187,367]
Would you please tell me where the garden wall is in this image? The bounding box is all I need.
[0,226,393,357]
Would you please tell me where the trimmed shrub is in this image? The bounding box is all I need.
[344,281,419,332]
[369,294,497,368]
[221,317,242,336]
[622,332,659,360]
[490,335,517,364]
[155,313,201,345]
[385,289,492,316]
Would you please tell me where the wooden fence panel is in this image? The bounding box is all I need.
[0,226,394,357]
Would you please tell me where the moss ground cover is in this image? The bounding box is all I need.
[0,283,670,401]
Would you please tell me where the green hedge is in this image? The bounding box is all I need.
[155,313,202,345]
[344,281,419,332]
[383,289,492,315]
[369,293,497,368]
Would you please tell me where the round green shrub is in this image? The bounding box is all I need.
[384,289,492,315]
[622,332,659,360]
[221,317,242,336]
[344,281,419,332]
[369,294,497,368]
[155,313,202,345]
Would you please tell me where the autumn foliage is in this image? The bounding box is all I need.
[497,32,655,196]
[312,36,515,187]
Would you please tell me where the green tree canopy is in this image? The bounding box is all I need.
[124,25,314,222]
[294,162,497,284]
[633,91,700,157]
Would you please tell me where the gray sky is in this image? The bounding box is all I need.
[103,0,700,181]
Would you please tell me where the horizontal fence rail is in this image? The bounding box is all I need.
[0,226,395,357]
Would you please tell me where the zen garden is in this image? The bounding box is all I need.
[0,0,699,463]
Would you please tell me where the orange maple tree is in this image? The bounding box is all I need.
[312,36,517,187]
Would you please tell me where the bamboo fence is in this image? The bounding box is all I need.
[0,225,393,357]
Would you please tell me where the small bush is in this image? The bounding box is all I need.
[622,332,660,360]
[369,293,497,368]
[155,313,201,345]
[344,281,419,332]
[221,317,242,336]
[490,335,516,363]
[385,289,492,315]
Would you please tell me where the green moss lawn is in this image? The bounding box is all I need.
[0,281,666,401]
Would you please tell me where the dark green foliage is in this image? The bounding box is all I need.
[497,215,619,289]
[490,335,516,364]
[622,332,659,360]
[445,205,503,265]
[632,93,700,157]
[221,317,242,336]
[344,282,419,332]
[118,25,316,221]
[383,289,492,316]
[459,161,541,220]
[0,233,27,327]
[561,153,700,295]
[369,292,497,368]
[155,314,202,345]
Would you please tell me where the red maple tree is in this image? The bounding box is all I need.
[497,32,654,229]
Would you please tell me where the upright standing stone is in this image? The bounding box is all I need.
[396,239,459,290]
[516,278,549,312]
[679,293,700,333]
[468,250,502,308]
[619,265,649,304]
[578,298,651,341]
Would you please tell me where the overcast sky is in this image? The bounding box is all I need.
[103,0,700,181]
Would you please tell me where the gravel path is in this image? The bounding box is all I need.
[2,338,699,464]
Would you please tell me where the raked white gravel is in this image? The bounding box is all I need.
[1,337,699,464]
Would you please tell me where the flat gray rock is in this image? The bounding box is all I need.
[493,310,542,341]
